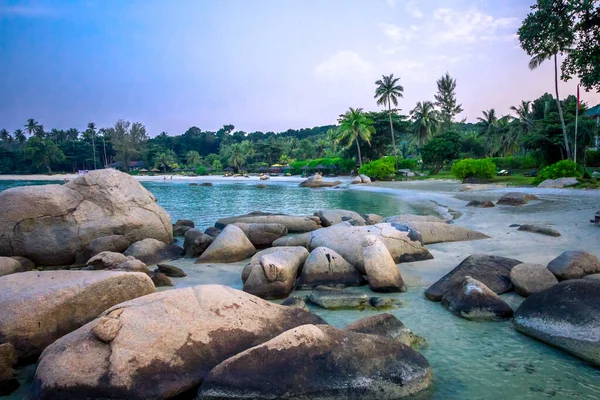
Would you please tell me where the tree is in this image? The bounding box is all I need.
[421,131,460,174]
[13,129,26,144]
[24,137,65,173]
[336,108,375,168]
[87,122,97,169]
[410,101,439,148]
[434,73,463,128]
[24,118,40,137]
[477,109,501,156]
[374,74,404,165]
[228,143,246,172]
[111,120,148,171]
[155,150,177,173]
[0,129,11,144]
[518,0,574,160]
[326,128,339,154]
[186,150,201,167]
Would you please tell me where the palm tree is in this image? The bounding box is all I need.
[374,74,404,164]
[35,124,45,138]
[510,101,534,134]
[228,143,246,172]
[87,122,97,169]
[410,101,439,148]
[528,53,570,159]
[0,129,11,143]
[24,118,40,137]
[186,151,201,167]
[477,109,500,156]
[326,128,339,153]
[337,107,375,167]
[477,109,498,133]
[156,151,175,173]
[13,129,26,144]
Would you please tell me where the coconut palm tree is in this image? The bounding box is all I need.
[374,74,404,164]
[24,118,40,137]
[326,128,339,154]
[477,109,500,156]
[228,143,246,172]
[409,101,439,148]
[186,151,201,167]
[87,122,97,169]
[510,101,534,135]
[13,129,26,144]
[0,129,11,143]
[336,108,375,167]
[477,109,498,133]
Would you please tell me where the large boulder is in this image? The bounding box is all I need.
[546,250,600,280]
[509,263,558,297]
[362,235,406,293]
[195,224,256,263]
[425,254,522,301]
[297,247,365,289]
[537,177,579,188]
[396,221,489,245]
[345,313,422,348]
[0,270,154,359]
[183,228,214,257]
[0,257,25,277]
[496,192,539,206]
[30,285,326,399]
[74,235,130,265]
[215,211,321,233]
[232,222,288,247]
[114,258,151,274]
[0,343,17,395]
[243,247,309,299]
[198,324,432,400]
[123,238,183,265]
[441,276,513,321]
[0,169,172,266]
[514,279,600,366]
[299,174,342,188]
[314,209,367,227]
[307,222,432,274]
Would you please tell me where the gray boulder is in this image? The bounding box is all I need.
[345,313,423,348]
[0,343,17,395]
[10,256,35,271]
[272,232,312,247]
[195,224,256,263]
[299,174,342,188]
[514,279,600,366]
[397,221,490,245]
[123,238,183,265]
[466,200,495,208]
[359,174,372,183]
[155,263,187,277]
[198,324,432,400]
[425,254,522,301]
[496,192,539,206]
[232,222,288,247]
[538,177,579,188]
[517,224,561,237]
[362,235,406,293]
[510,263,558,297]
[441,276,513,321]
[30,285,326,399]
[74,235,130,266]
[183,228,214,258]
[215,211,321,233]
[584,273,600,281]
[297,247,365,289]
[308,286,370,309]
[0,257,25,277]
[547,250,600,280]
[314,209,367,227]
[0,169,172,266]
[0,270,154,359]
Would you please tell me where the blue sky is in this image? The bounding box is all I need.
[1,0,599,136]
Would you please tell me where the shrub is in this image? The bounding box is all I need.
[195,166,207,175]
[290,157,355,174]
[422,131,461,174]
[395,157,418,170]
[585,150,600,167]
[451,158,497,180]
[532,160,582,184]
[490,156,538,170]
[358,157,396,180]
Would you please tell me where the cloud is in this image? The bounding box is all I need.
[430,8,518,44]
[314,50,373,82]
[406,0,423,18]
[379,22,415,43]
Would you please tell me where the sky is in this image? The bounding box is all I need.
[1,0,599,136]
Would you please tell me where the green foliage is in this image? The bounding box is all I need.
[358,157,396,180]
[434,73,463,128]
[337,107,375,166]
[289,157,355,174]
[195,166,207,175]
[212,160,222,172]
[395,157,418,170]
[585,150,600,167]
[451,158,497,180]
[24,137,65,173]
[421,131,461,174]
[532,160,582,184]
[489,156,539,170]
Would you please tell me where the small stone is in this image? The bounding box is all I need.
[92,315,123,342]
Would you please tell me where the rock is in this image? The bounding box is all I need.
[591,210,600,226]
[538,177,579,188]
[10,256,35,271]
[183,228,214,258]
[0,343,18,395]
[350,176,362,184]
[115,258,150,274]
[382,214,446,223]
[314,209,367,227]
[0,169,172,266]
[175,219,194,228]
[123,238,183,265]
[204,227,221,237]
[363,213,383,225]
[199,182,213,186]
[30,285,326,399]
[441,276,514,321]
[215,211,321,233]
[297,247,365,289]
[308,286,370,309]
[466,200,495,208]
[369,297,402,309]
[425,254,522,301]
[362,235,406,293]
[0,270,154,359]
[189,183,199,186]
[74,235,130,265]
[359,174,372,183]
[151,272,173,287]
[584,273,600,281]
[299,174,342,188]
[496,192,539,206]
[232,222,288,247]
[195,225,256,263]
[0,257,25,277]
[399,221,490,245]
[280,296,309,312]
[198,324,432,400]
[86,251,129,270]
[547,250,600,280]
[307,222,432,274]
[345,313,421,347]
[509,263,558,297]
[156,263,187,277]
[514,279,600,366]
[517,224,561,237]
[241,263,253,284]
[173,223,193,237]
[256,184,267,188]
[272,232,311,247]
[243,247,309,299]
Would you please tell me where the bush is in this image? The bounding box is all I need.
[532,160,582,184]
[395,158,418,170]
[585,150,600,167]
[290,157,355,174]
[451,158,497,180]
[490,156,538,170]
[358,157,396,180]
[195,166,207,175]
[422,131,461,174]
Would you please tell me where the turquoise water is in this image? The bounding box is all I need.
[1,179,599,399]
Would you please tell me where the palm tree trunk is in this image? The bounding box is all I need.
[355,134,363,167]
[388,103,397,169]
[554,54,571,160]
[92,133,97,170]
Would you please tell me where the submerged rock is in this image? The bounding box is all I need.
[441,276,513,321]
[517,224,561,237]
[546,250,600,280]
[425,254,522,301]
[0,169,172,266]
[345,313,422,348]
[183,228,214,258]
[510,263,558,297]
[195,224,256,263]
[297,246,365,289]
[232,222,288,247]
[496,192,539,206]
[362,235,406,293]
[514,279,600,366]
[30,285,326,399]
[123,238,183,265]
[198,324,432,400]
[0,270,154,359]
[299,174,342,188]
[314,209,367,227]
[214,211,321,233]
[308,286,370,309]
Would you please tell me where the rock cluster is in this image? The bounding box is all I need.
[496,192,539,206]
[299,174,342,188]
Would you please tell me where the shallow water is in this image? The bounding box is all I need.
[1,179,599,399]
